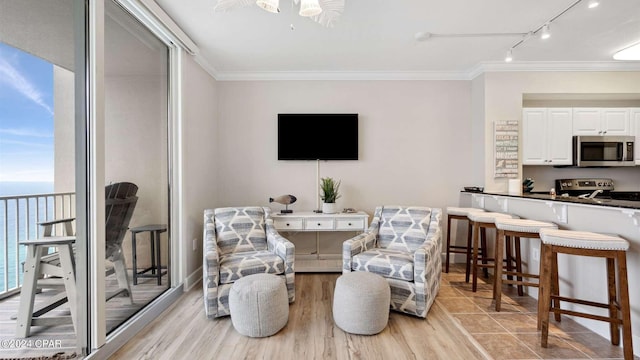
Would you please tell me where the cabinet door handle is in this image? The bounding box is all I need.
[317,223,321,226]
[348,223,352,226]
[286,223,290,226]
[603,130,607,134]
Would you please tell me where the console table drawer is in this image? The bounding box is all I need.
[274,219,303,230]
[305,219,334,230]
[335,219,365,230]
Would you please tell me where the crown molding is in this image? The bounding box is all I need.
[191,58,640,82]
[467,61,640,80]
[213,71,469,81]
[193,54,219,80]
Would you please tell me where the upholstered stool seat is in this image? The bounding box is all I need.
[467,212,516,292]
[538,229,632,359]
[537,229,629,250]
[446,207,485,216]
[445,207,485,279]
[493,218,557,311]
[333,271,390,335]
[229,273,289,337]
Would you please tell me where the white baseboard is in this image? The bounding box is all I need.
[184,266,202,291]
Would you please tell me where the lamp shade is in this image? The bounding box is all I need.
[299,0,322,17]
[256,0,280,13]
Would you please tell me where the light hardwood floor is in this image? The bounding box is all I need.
[110,273,489,360]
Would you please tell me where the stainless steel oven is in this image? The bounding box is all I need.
[573,136,635,167]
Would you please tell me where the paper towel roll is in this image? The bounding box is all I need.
[508,179,521,195]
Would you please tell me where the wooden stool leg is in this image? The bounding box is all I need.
[615,251,633,360]
[515,237,524,296]
[445,215,452,273]
[465,222,472,283]
[537,244,545,330]
[494,229,505,311]
[505,236,513,283]
[472,222,480,292]
[607,257,620,345]
[551,251,561,322]
[540,244,553,348]
[480,227,489,278]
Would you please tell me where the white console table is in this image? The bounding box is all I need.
[271,211,369,272]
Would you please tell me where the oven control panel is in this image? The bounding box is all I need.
[555,178,614,191]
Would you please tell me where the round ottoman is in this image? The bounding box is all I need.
[333,272,390,335]
[229,273,289,337]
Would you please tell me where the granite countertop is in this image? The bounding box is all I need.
[462,191,640,210]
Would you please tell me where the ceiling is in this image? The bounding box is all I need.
[155,0,640,79]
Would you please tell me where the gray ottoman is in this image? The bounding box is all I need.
[333,271,390,335]
[229,273,289,337]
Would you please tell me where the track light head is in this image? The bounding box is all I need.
[588,0,599,9]
[540,24,551,40]
[505,49,513,62]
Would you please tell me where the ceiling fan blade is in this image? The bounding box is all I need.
[214,0,256,12]
[313,0,345,27]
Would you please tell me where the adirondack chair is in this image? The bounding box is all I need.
[16,182,138,337]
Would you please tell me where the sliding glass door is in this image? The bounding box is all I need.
[103,0,171,335]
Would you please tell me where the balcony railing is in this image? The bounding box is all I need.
[0,192,75,299]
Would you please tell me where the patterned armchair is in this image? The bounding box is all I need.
[343,206,442,318]
[203,207,295,318]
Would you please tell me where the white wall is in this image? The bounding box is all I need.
[182,54,218,282]
[216,80,472,216]
[53,66,75,193]
[471,74,486,187]
[481,71,640,192]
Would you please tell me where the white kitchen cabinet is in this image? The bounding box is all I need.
[522,108,573,165]
[632,108,640,165]
[573,108,630,136]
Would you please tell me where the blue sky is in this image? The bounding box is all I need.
[0,42,54,182]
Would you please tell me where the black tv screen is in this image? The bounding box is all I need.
[278,114,358,160]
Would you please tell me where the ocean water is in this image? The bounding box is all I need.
[0,182,54,292]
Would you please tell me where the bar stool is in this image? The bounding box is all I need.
[493,218,557,311]
[467,212,516,292]
[445,207,486,281]
[538,229,632,360]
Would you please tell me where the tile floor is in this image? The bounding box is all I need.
[437,264,635,360]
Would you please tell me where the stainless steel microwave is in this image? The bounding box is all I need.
[573,136,635,167]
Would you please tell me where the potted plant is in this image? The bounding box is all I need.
[320,177,341,214]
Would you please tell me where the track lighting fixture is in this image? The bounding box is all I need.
[505,49,513,62]
[540,24,551,40]
[588,0,599,8]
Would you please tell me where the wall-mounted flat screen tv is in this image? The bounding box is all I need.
[278,113,358,160]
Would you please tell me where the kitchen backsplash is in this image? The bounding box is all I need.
[523,166,640,191]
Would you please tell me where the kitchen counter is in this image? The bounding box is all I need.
[462,190,640,210]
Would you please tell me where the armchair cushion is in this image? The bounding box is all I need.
[352,248,414,281]
[379,206,432,253]
[219,250,284,284]
[214,207,268,256]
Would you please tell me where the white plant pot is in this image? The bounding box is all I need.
[322,202,338,214]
